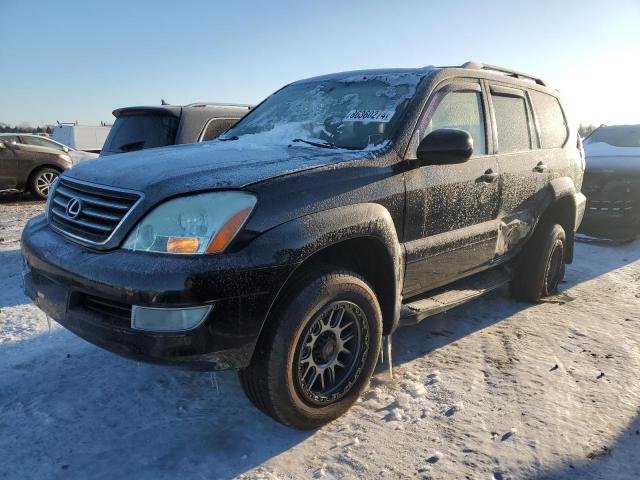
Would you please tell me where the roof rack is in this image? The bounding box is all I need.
[185,102,252,109]
[461,61,547,86]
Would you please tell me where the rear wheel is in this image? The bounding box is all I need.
[29,167,59,200]
[239,267,382,429]
[511,222,566,302]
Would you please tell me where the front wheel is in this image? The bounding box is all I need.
[239,267,382,429]
[511,222,566,302]
[30,167,60,200]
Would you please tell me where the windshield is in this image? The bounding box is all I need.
[222,73,423,150]
[102,114,178,155]
[585,125,640,148]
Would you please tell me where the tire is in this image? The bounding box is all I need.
[511,222,566,302]
[29,167,60,200]
[239,266,382,429]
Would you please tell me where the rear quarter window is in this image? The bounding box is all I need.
[201,118,239,141]
[491,92,531,153]
[530,91,568,148]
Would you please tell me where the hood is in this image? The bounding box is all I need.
[65,139,366,194]
[584,142,640,174]
[68,150,99,165]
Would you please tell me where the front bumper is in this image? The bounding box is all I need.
[579,209,640,238]
[578,172,640,239]
[21,216,296,370]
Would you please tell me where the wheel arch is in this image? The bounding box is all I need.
[26,164,63,185]
[537,177,581,263]
[286,235,399,335]
[251,203,404,365]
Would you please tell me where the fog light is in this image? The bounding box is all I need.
[131,305,212,332]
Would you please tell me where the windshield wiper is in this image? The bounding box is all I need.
[291,138,358,150]
[219,135,239,142]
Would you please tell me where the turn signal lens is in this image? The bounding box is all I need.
[206,207,252,254]
[166,236,200,254]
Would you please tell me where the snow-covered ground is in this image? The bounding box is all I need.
[1,196,639,480]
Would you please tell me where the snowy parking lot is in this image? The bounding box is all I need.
[1,196,639,480]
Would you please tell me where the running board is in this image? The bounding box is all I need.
[399,266,512,326]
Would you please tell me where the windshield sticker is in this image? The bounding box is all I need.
[343,110,395,123]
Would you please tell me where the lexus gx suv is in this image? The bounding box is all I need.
[22,62,586,429]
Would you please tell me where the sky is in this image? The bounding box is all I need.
[1,0,638,127]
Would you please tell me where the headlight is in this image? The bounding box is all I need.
[122,192,256,254]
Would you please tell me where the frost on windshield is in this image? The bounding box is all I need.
[222,72,423,150]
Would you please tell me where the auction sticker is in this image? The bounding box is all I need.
[344,110,395,123]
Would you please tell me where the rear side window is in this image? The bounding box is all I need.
[491,92,531,153]
[201,118,239,141]
[530,91,567,148]
[424,91,486,155]
[102,114,178,154]
[22,136,66,151]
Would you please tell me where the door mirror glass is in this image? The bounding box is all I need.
[416,128,473,165]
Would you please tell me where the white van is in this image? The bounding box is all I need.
[51,124,111,153]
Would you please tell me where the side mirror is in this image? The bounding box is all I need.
[416,128,473,166]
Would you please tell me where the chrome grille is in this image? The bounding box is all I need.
[588,199,634,215]
[584,173,637,216]
[48,177,142,246]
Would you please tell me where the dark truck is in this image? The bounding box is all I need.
[100,102,252,156]
[22,62,585,429]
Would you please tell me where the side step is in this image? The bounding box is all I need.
[399,266,512,327]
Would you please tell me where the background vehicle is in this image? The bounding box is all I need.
[99,102,252,156]
[52,123,111,154]
[0,134,72,199]
[579,124,640,240]
[1,133,98,164]
[22,63,585,428]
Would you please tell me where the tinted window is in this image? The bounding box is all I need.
[424,91,486,155]
[22,136,66,151]
[102,114,178,154]
[492,92,531,153]
[201,118,239,141]
[530,91,567,148]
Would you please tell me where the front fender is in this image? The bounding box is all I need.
[252,202,404,335]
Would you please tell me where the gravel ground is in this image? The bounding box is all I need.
[1,195,639,480]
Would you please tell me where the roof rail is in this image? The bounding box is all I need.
[461,61,547,86]
[185,102,252,109]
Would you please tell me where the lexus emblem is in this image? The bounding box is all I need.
[66,197,83,218]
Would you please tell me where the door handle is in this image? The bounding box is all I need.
[478,169,498,183]
[534,162,548,173]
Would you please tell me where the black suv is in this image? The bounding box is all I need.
[22,62,586,429]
